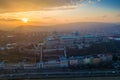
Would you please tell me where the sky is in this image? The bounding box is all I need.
[0,0,120,28]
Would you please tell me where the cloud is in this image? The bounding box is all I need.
[0,18,20,22]
[97,0,101,2]
[0,0,100,13]
[116,14,120,17]
[0,0,80,13]
[102,15,107,18]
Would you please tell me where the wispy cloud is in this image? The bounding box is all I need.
[0,0,100,13]
[116,14,120,17]
[102,15,107,18]
[0,18,20,22]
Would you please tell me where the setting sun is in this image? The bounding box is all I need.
[22,18,28,23]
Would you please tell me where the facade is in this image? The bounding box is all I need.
[43,60,60,68]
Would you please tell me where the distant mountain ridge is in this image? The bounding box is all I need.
[12,22,120,35]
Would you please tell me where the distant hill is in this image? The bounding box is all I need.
[13,22,120,35]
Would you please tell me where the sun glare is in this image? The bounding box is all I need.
[22,18,28,23]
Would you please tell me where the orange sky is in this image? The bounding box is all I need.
[0,0,120,28]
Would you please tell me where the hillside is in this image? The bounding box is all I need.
[13,22,120,35]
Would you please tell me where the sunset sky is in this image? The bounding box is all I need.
[0,0,120,28]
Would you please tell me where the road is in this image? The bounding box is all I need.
[0,69,120,79]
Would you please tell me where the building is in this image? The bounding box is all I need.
[43,32,103,49]
[44,34,79,49]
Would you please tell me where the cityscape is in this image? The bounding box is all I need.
[0,0,120,80]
